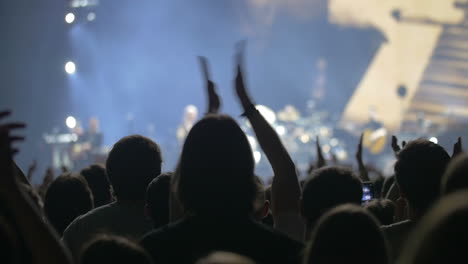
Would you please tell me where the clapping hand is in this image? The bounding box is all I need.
[234,41,254,110]
[198,56,221,114]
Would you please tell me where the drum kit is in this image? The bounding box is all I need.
[240,104,349,168]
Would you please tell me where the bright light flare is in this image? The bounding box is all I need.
[66,116,77,129]
[429,137,438,144]
[65,13,75,24]
[65,61,76,74]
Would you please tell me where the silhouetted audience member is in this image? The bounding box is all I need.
[63,135,162,258]
[44,173,94,235]
[196,251,256,264]
[441,153,468,195]
[80,235,153,264]
[382,175,395,198]
[145,172,172,229]
[0,110,73,264]
[0,214,21,264]
[304,204,388,264]
[365,199,395,225]
[372,174,385,199]
[398,191,468,264]
[382,139,450,261]
[301,166,362,239]
[80,164,113,207]
[142,115,303,264]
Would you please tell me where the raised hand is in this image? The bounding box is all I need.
[356,133,369,181]
[452,137,463,158]
[27,159,37,181]
[316,136,326,168]
[232,42,301,240]
[391,135,406,156]
[235,41,254,110]
[38,167,55,198]
[0,111,73,264]
[391,135,401,154]
[198,56,221,114]
[0,110,26,187]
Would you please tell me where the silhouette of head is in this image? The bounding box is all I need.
[175,114,256,216]
[304,204,388,264]
[80,164,112,207]
[399,191,468,264]
[364,199,395,225]
[44,173,94,235]
[106,135,162,201]
[301,166,362,227]
[145,172,172,228]
[80,235,153,264]
[394,139,450,215]
[441,153,468,195]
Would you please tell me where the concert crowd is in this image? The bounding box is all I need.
[2,48,468,264]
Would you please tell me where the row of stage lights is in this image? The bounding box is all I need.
[64,0,99,75]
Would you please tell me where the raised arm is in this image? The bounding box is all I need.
[452,137,463,158]
[316,136,326,169]
[198,56,220,114]
[356,133,370,182]
[0,110,73,264]
[26,160,37,182]
[234,49,301,219]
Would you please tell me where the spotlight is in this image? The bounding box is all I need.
[429,137,438,144]
[87,12,96,21]
[65,13,75,24]
[66,116,77,129]
[65,61,76,74]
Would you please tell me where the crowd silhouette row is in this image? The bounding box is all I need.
[2,46,468,264]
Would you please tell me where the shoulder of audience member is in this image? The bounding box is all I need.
[63,202,117,235]
[253,218,304,245]
[140,217,185,245]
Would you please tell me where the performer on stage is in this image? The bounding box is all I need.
[72,117,103,169]
[177,105,199,145]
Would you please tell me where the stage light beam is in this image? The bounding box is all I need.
[65,13,75,24]
[65,61,76,74]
